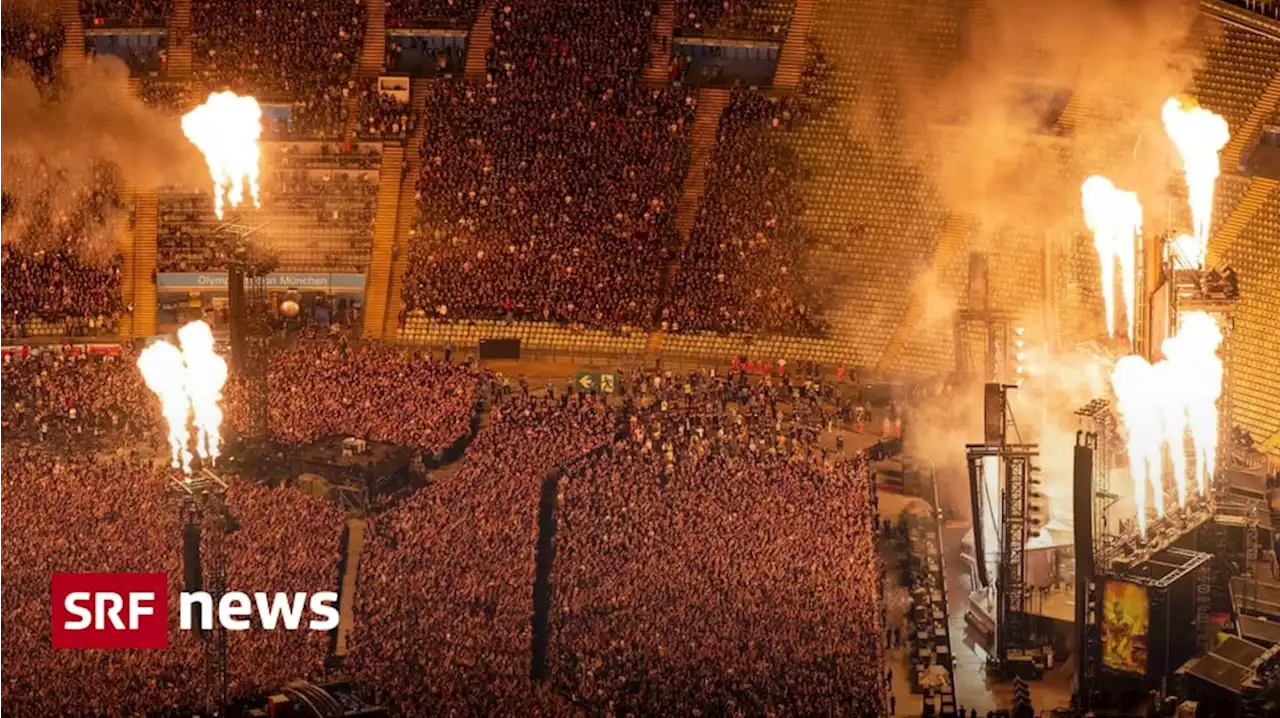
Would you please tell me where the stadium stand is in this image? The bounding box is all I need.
[385,0,482,28]
[667,88,828,337]
[1191,24,1280,168]
[1,1,65,80]
[786,0,961,371]
[398,1,695,332]
[80,0,171,28]
[189,0,365,139]
[673,0,796,40]
[157,143,382,273]
[1224,187,1280,445]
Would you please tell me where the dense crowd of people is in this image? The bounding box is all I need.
[385,0,479,27]
[666,90,828,336]
[80,0,171,27]
[1,2,63,81]
[223,480,345,697]
[353,78,414,140]
[1,449,208,716]
[398,1,695,330]
[674,0,794,39]
[1,244,128,336]
[224,343,480,453]
[351,365,888,714]
[1,330,890,715]
[1,165,130,336]
[1,348,161,445]
[190,0,364,138]
[551,367,884,714]
[0,445,345,716]
[353,391,616,715]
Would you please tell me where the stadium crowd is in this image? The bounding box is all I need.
[399,1,695,330]
[353,78,414,141]
[80,0,171,27]
[666,90,826,336]
[674,0,793,39]
[0,445,345,716]
[1,348,160,445]
[1,449,208,716]
[551,367,885,715]
[223,480,345,697]
[1,1,63,81]
[1,164,130,336]
[353,391,616,715]
[190,0,364,138]
[224,343,480,453]
[385,0,479,28]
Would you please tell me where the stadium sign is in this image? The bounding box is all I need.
[157,273,367,291]
[573,371,617,393]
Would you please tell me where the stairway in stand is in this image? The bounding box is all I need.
[771,0,814,91]
[376,79,432,337]
[1222,70,1280,172]
[673,89,729,243]
[132,192,160,337]
[463,2,495,81]
[652,89,729,326]
[360,144,405,339]
[1206,176,1279,267]
[642,0,675,87]
[116,185,139,338]
[345,0,388,141]
[343,95,361,142]
[1055,92,1087,135]
[359,0,387,75]
[167,0,192,75]
[876,213,970,373]
[58,0,86,70]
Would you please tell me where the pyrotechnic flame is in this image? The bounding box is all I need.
[137,341,193,473]
[137,320,229,474]
[1110,312,1224,529]
[1161,97,1229,269]
[1152,360,1189,509]
[182,91,263,220]
[1111,356,1164,533]
[1162,311,1223,497]
[177,321,229,464]
[1081,175,1142,341]
[1168,234,1200,269]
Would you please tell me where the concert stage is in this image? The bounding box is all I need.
[287,435,417,505]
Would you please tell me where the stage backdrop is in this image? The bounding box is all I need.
[1101,579,1150,675]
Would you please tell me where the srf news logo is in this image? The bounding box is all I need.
[52,573,339,649]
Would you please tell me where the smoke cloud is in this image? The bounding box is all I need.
[2,55,206,254]
[913,0,1204,233]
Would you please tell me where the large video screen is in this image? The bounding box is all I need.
[1101,579,1150,674]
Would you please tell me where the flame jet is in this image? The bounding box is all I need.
[1162,97,1229,269]
[1163,312,1223,497]
[182,91,263,219]
[137,341,193,473]
[1112,355,1165,533]
[177,321,229,464]
[1081,176,1142,341]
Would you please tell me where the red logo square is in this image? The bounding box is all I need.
[51,573,169,649]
